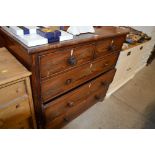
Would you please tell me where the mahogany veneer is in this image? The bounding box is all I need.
[0,27,129,128]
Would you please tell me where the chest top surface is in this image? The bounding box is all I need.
[0,27,129,54]
[0,48,31,86]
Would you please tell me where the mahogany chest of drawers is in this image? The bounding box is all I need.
[0,48,36,128]
[0,27,128,128]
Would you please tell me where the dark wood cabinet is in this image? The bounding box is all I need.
[0,27,129,128]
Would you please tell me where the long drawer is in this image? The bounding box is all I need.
[41,52,119,103]
[44,69,116,128]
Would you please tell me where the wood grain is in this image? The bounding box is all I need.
[40,43,95,79]
[44,69,116,128]
[0,27,128,128]
[0,48,36,128]
[41,52,119,102]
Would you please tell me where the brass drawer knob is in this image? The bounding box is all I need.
[67,56,77,66]
[65,78,72,85]
[67,101,74,107]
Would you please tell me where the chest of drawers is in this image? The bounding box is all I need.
[0,48,36,128]
[0,27,128,128]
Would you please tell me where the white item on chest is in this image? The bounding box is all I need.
[67,26,95,35]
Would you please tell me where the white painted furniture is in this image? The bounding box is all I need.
[106,40,154,97]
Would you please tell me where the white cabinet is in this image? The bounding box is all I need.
[106,40,154,97]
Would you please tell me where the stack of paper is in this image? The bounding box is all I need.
[19,34,48,47]
[2,26,74,47]
[59,30,73,41]
[8,26,38,36]
[67,26,95,35]
[2,26,48,47]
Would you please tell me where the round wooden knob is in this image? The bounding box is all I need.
[64,117,69,122]
[65,79,72,85]
[101,81,109,87]
[16,104,20,109]
[108,45,116,52]
[95,95,101,100]
[67,101,74,107]
[67,56,77,66]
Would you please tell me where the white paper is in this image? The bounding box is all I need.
[67,26,95,35]
[2,26,48,47]
[59,30,73,41]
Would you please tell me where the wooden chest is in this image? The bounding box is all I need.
[0,27,129,128]
[0,48,36,128]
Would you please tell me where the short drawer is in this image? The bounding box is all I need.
[44,69,116,128]
[41,52,119,102]
[39,44,94,79]
[0,96,31,128]
[0,81,27,107]
[95,35,125,59]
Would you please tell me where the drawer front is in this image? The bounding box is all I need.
[39,44,94,79]
[41,52,119,102]
[0,96,31,128]
[0,118,32,129]
[44,69,116,128]
[0,81,27,107]
[95,35,125,59]
[112,35,126,51]
[45,84,108,129]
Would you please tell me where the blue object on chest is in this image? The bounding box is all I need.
[18,26,30,35]
[37,29,61,43]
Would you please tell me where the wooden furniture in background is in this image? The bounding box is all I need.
[107,40,154,97]
[0,27,129,128]
[0,48,36,128]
